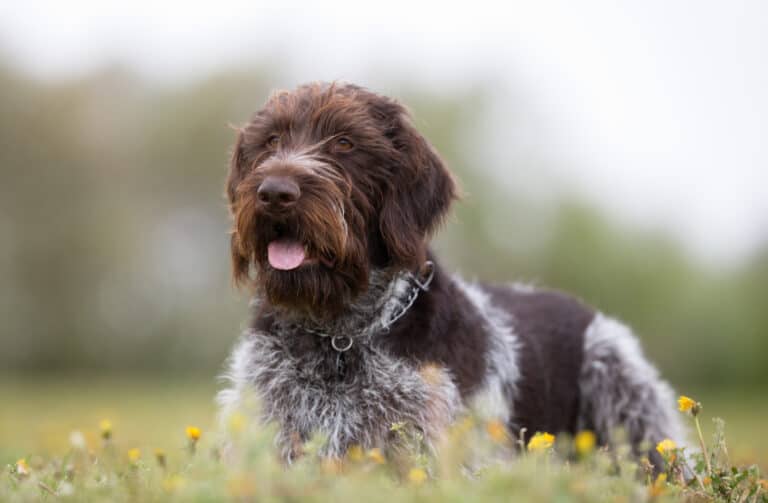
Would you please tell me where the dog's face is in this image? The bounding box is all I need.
[226,83,456,316]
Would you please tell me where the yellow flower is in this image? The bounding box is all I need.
[99,419,113,439]
[648,473,667,497]
[185,426,201,442]
[16,459,29,476]
[486,419,508,443]
[575,430,596,456]
[655,439,677,462]
[367,448,386,464]
[759,479,768,490]
[128,448,141,463]
[703,476,712,486]
[347,445,364,462]
[677,395,700,415]
[677,396,695,412]
[408,467,428,485]
[527,432,555,452]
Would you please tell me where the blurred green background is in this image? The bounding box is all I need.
[0,60,766,465]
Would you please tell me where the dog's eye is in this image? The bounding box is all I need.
[335,137,354,152]
[266,135,280,149]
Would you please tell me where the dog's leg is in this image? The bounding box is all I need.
[578,314,687,469]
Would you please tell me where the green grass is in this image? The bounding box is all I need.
[685,388,768,469]
[1,376,766,502]
[0,375,218,460]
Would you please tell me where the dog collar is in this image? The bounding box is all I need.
[305,260,435,354]
[380,260,435,332]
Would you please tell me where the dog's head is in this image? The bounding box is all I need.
[226,82,457,316]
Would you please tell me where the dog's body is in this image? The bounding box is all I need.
[219,83,684,465]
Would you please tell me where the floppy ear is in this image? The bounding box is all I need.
[379,105,457,268]
[225,129,251,286]
[224,128,246,207]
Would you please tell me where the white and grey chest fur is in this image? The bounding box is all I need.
[218,271,462,461]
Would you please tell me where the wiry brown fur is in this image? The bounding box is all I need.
[226,82,457,316]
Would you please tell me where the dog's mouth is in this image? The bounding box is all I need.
[265,223,336,271]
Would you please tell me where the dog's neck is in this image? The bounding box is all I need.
[256,263,434,342]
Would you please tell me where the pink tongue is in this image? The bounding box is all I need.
[267,240,306,270]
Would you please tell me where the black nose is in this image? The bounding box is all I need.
[257,176,300,207]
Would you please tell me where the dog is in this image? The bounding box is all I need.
[218,82,685,467]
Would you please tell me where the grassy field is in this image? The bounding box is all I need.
[0,375,219,461]
[1,375,766,501]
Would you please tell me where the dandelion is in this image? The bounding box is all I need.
[99,419,113,440]
[16,458,29,476]
[677,395,700,416]
[527,432,555,452]
[186,426,201,454]
[648,473,668,497]
[575,430,596,456]
[655,439,677,462]
[408,467,428,485]
[655,438,676,455]
[367,448,386,464]
[678,395,712,476]
[128,448,141,463]
[486,419,508,443]
[346,445,364,462]
[186,426,201,441]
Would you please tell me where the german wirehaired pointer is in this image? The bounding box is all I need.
[218,82,684,466]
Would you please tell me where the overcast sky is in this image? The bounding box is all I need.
[1,0,766,266]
